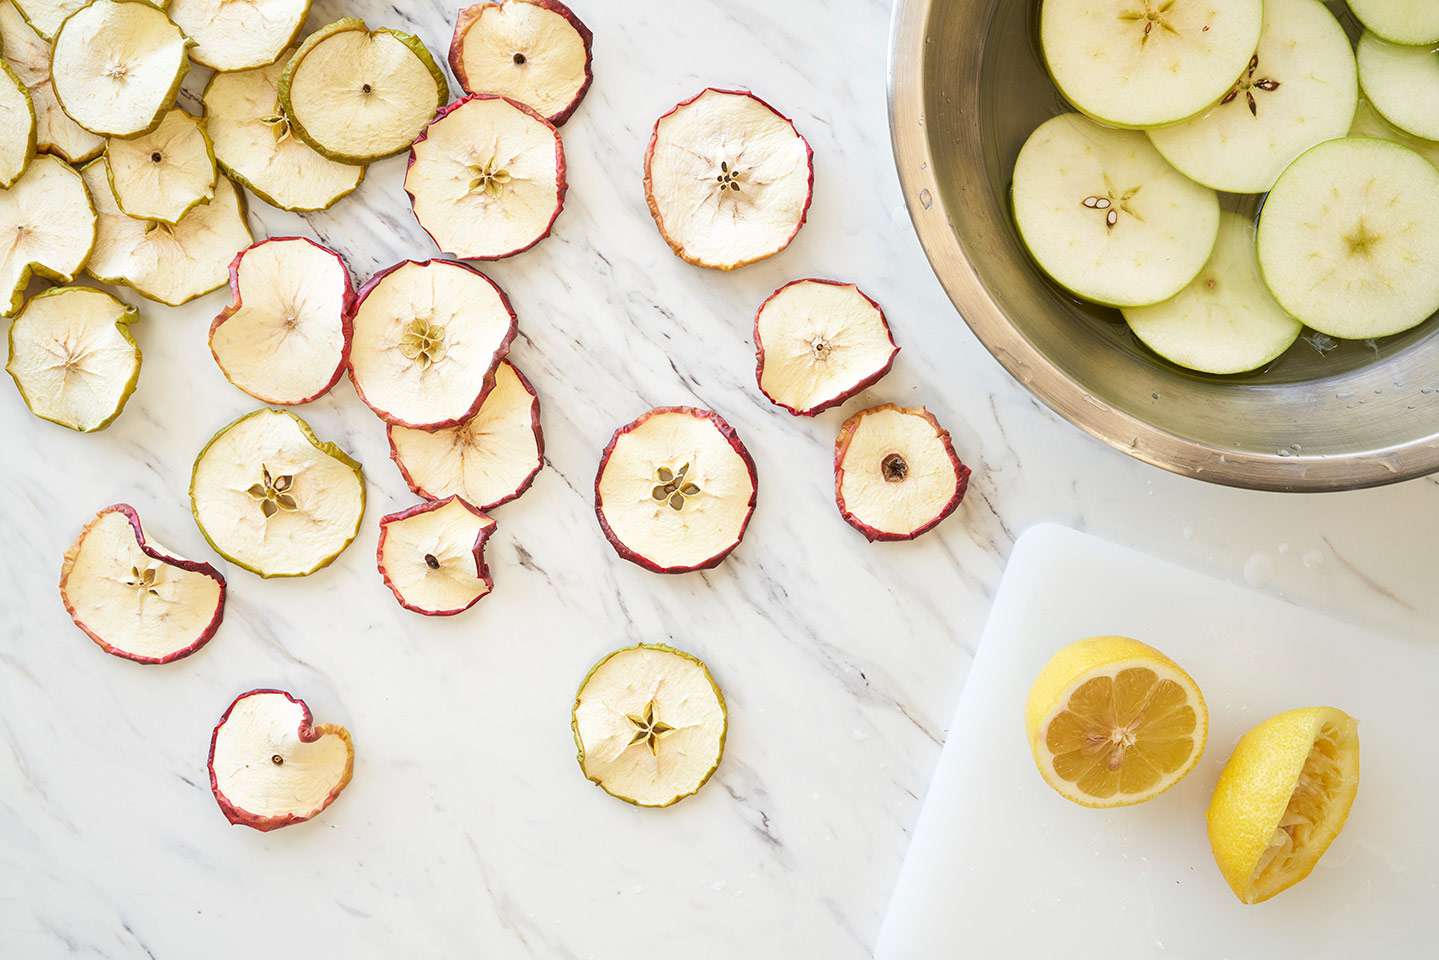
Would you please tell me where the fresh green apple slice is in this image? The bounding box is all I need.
[82,158,252,306]
[105,108,216,223]
[1040,0,1263,128]
[0,60,34,188]
[1357,31,1439,142]
[1012,113,1219,307]
[0,0,103,163]
[201,57,365,212]
[190,407,365,578]
[6,286,139,431]
[51,0,188,138]
[0,154,95,315]
[1147,0,1356,194]
[1258,137,1439,339]
[1349,97,1439,171]
[278,18,448,164]
[168,0,307,72]
[448,0,593,125]
[1348,0,1439,46]
[1123,212,1300,375]
[376,496,496,616]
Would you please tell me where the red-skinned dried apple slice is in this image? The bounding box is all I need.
[644,87,813,270]
[448,0,593,126]
[754,278,898,416]
[59,503,226,665]
[376,496,495,616]
[209,237,354,405]
[405,94,565,260]
[834,403,969,542]
[594,406,757,574]
[208,688,353,831]
[348,259,517,429]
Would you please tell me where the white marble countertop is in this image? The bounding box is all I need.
[4,0,1438,957]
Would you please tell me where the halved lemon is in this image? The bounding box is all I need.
[1208,706,1360,904]
[1025,636,1207,807]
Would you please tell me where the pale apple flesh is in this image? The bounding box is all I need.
[0,154,96,315]
[0,61,34,188]
[834,403,969,542]
[105,107,217,224]
[0,0,104,163]
[449,0,593,125]
[168,0,307,72]
[376,496,496,616]
[50,0,188,138]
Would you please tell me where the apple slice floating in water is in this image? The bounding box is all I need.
[1357,31,1439,143]
[1347,0,1439,46]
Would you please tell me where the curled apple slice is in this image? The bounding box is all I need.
[0,0,103,164]
[59,503,225,664]
[279,17,448,164]
[405,94,564,260]
[82,158,253,306]
[105,108,216,224]
[209,689,353,831]
[755,278,898,416]
[449,0,593,125]
[348,259,517,429]
[644,87,813,270]
[190,408,366,578]
[0,154,96,315]
[595,407,757,574]
[377,496,496,616]
[51,0,188,138]
[0,61,33,189]
[168,0,307,72]
[210,237,353,405]
[7,286,139,432]
[202,56,365,213]
[572,643,727,807]
[835,403,969,542]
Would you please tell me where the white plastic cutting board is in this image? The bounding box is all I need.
[876,524,1437,959]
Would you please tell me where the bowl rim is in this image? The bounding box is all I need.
[886,0,1438,493]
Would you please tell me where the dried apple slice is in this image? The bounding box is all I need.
[202,57,365,212]
[0,0,103,164]
[105,108,216,224]
[10,0,161,39]
[404,93,565,260]
[754,278,898,416]
[209,237,353,405]
[190,407,365,578]
[0,154,96,315]
[376,496,495,616]
[7,286,139,431]
[278,17,448,164]
[208,688,354,831]
[834,403,970,542]
[168,0,307,72]
[59,503,225,664]
[448,0,593,125]
[348,259,517,429]
[51,0,188,138]
[644,87,813,270]
[572,643,726,808]
[388,360,542,511]
[81,158,253,306]
[594,407,757,574]
[0,61,34,188]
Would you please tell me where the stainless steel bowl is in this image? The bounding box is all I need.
[887,0,1439,492]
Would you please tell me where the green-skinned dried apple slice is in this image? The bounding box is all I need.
[279,18,448,164]
[377,496,495,616]
[7,286,139,431]
[190,407,365,578]
[51,0,188,138]
[13,0,164,40]
[201,56,364,212]
[81,158,252,306]
[0,61,35,188]
[0,154,96,315]
[572,643,727,808]
[0,0,103,163]
[59,503,226,664]
[448,0,593,126]
[168,0,307,72]
[105,108,216,223]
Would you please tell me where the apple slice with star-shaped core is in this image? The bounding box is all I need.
[348,259,517,429]
[834,403,970,542]
[0,60,34,189]
[644,87,813,270]
[594,406,758,574]
[105,108,217,224]
[572,643,727,808]
[376,496,496,616]
[0,0,104,164]
[388,359,543,511]
[167,0,308,72]
[209,236,354,405]
[0,153,96,315]
[190,408,366,578]
[59,503,226,664]
[448,0,593,125]
[754,278,898,416]
[50,0,188,138]
[209,688,354,831]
